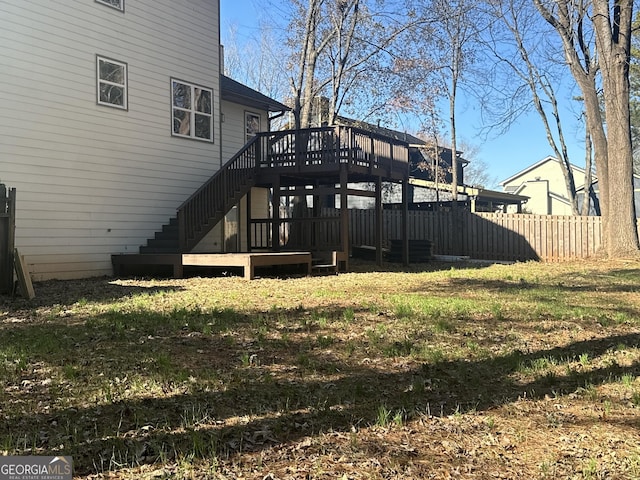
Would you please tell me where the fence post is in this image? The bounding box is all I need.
[0,185,16,294]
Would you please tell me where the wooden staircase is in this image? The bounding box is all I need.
[140,217,180,254]
[139,136,260,254]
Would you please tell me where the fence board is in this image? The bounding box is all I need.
[320,208,635,262]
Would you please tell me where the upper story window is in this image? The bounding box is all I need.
[171,79,213,142]
[95,0,124,11]
[96,56,127,110]
[245,112,261,142]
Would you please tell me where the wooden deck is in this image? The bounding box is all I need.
[127,125,411,279]
[177,126,410,252]
[112,252,312,280]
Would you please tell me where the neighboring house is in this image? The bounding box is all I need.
[326,117,526,212]
[500,156,598,215]
[333,116,468,187]
[0,0,286,280]
[587,177,640,217]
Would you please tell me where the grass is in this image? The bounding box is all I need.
[1,259,640,478]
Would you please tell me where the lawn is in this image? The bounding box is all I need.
[1,259,639,479]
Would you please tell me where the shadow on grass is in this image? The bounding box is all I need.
[0,300,639,475]
[439,267,640,295]
[1,277,186,309]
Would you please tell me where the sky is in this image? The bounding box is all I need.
[219,0,586,188]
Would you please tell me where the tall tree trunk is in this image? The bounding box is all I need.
[533,0,612,253]
[450,77,458,203]
[581,131,594,216]
[592,0,638,255]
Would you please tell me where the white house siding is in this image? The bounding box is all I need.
[0,0,221,280]
[221,100,248,162]
[502,157,588,215]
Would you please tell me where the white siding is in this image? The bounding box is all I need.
[0,0,221,280]
[221,100,247,161]
[220,99,268,160]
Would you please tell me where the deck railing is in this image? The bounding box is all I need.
[258,126,409,175]
[177,126,409,252]
[250,217,342,251]
[178,136,261,251]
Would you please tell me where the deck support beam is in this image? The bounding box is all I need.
[246,189,252,252]
[340,167,349,256]
[375,176,383,266]
[402,178,409,266]
[272,176,281,251]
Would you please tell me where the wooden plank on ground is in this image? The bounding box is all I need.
[14,248,35,299]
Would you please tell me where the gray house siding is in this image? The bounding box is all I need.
[0,0,221,279]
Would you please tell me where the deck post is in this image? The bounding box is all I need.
[402,178,409,266]
[340,167,349,255]
[375,176,383,266]
[173,259,184,279]
[313,181,321,251]
[272,176,281,252]
[246,189,252,252]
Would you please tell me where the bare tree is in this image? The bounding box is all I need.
[223,25,290,102]
[285,0,424,128]
[428,0,483,203]
[287,0,332,129]
[533,0,638,256]
[485,0,593,215]
[455,140,499,188]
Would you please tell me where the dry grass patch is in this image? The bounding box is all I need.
[1,259,639,478]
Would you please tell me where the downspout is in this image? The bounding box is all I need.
[218,29,226,251]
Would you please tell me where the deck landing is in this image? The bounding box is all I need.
[112,252,313,280]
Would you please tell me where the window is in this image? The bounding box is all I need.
[95,0,124,11]
[171,79,213,142]
[245,112,261,142]
[96,56,127,109]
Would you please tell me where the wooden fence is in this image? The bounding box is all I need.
[327,209,608,262]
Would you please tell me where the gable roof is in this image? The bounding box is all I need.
[335,116,425,144]
[220,75,290,112]
[498,156,588,186]
[334,116,468,164]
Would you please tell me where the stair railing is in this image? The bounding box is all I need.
[178,135,261,252]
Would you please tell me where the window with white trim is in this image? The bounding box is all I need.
[245,112,261,142]
[95,0,124,11]
[171,79,213,142]
[96,56,127,109]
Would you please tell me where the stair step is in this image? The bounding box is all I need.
[147,237,179,247]
[161,224,179,234]
[140,246,180,254]
[154,231,178,241]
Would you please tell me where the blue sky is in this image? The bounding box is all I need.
[220,0,586,187]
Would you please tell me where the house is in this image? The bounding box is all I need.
[499,156,596,215]
[1,0,416,282]
[0,0,288,280]
[324,117,526,212]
